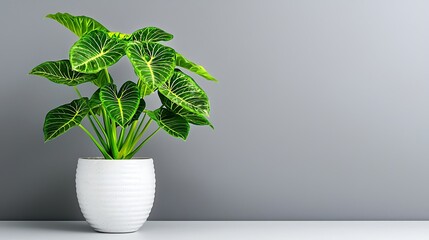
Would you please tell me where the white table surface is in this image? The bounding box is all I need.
[1,221,429,240]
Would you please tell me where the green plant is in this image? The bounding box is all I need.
[30,13,217,159]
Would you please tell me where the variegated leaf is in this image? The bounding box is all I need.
[70,30,126,73]
[159,92,213,128]
[43,98,89,141]
[158,69,210,116]
[131,27,173,42]
[100,81,140,127]
[146,107,189,140]
[46,12,108,37]
[30,60,97,86]
[176,52,217,82]
[125,41,176,96]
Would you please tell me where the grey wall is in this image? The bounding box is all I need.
[1,0,429,220]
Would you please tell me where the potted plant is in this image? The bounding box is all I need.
[30,13,217,233]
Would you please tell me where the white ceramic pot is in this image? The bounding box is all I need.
[76,158,156,233]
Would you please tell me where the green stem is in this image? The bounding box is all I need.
[118,121,138,156]
[134,113,146,137]
[132,118,152,145]
[87,115,108,149]
[126,127,161,159]
[104,69,111,83]
[102,108,112,155]
[74,85,104,133]
[118,126,125,149]
[90,112,107,137]
[73,86,108,151]
[102,68,117,158]
[73,86,83,98]
[79,124,112,159]
[110,118,119,159]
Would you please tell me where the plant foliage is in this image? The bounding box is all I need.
[30,13,217,159]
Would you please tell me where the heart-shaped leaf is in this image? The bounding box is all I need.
[30,60,97,86]
[100,81,140,127]
[158,92,213,128]
[43,98,89,141]
[70,30,126,73]
[131,27,173,42]
[46,12,108,37]
[146,107,190,140]
[158,69,210,116]
[125,41,176,96]
[176,52,217,82]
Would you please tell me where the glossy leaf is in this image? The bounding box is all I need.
[30,60,97,86]
[176,52,217,82]
[70,30,126,73]
[131,27,173,42]
[43,98,89,141]
[100,81,140,127]
[159,92,213,128]
[46,12,108,37]
[125,41,176,96]
[158,69,210,116]
[146,107,190,140]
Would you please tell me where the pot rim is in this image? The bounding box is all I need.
[79,157,153,161]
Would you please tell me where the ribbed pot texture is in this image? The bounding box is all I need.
[76,158,156,233]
